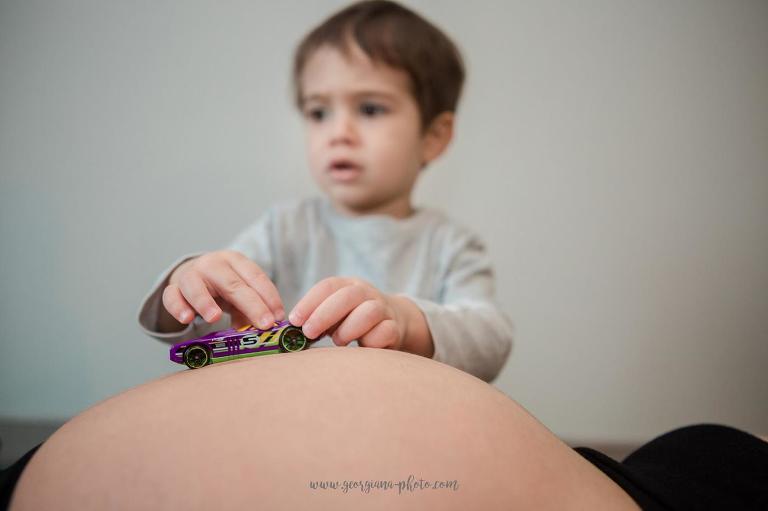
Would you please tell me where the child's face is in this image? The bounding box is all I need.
[299,44,429,218]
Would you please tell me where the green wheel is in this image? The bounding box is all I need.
[279,326,308,353]
[183,345,210,369]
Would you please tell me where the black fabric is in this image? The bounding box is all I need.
[575,424,768,511]
[0,443,43,511]
[575,447,669,510]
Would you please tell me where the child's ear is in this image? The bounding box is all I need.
[421,111,455,168]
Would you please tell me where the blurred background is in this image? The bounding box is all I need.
[1,0,766,466]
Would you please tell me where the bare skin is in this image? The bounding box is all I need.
[160,250,285,332]
[11,348,639,511]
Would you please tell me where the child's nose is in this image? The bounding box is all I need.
[329,111,358,146]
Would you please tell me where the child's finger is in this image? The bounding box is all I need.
[229,255,285,319]
[330,300,387,346]
[289,277,348,327]
[206,266,275,329]
[162,284,195,324]
[358,319,399,349]
[318,318,345,340]
[229,309,251,330]
[300,283,369,340]
[177,273,223,324]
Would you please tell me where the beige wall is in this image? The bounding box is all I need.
[1,0,766,445]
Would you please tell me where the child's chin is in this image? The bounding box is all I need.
[329,192,381,214]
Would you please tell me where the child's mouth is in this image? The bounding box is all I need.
[328,161,363,182]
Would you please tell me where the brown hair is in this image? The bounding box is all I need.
[292,0,465,131]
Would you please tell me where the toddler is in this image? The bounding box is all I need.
[138,0,513,382]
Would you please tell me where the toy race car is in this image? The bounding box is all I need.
[170,320,312,369]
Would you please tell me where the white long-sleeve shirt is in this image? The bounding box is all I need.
[138,197,513,382]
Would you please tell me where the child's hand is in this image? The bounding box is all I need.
[163,250,284,330]
[288,277,410,350]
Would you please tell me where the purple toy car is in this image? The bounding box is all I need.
[170,320,312,369]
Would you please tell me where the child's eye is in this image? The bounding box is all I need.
[359,102,388,117]
[306,107,326,122]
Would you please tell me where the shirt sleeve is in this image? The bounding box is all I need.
[136,210,276,345]
[404,229,514,383]
[227,208,276,282]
